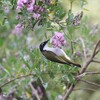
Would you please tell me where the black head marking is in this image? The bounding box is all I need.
[39,39,49,52]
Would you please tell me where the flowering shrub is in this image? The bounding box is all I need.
[16,0,46,20]
[0,0,100,100]
[16,0,51,20]
[16,0,36,11]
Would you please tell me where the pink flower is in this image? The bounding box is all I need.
[33,5,39,11]
[22,0,28,3]
[33,13,40,19]
[16,0,35,11]
[16,0,24,10]
[16,15,22,20]
[37,86,43,95]
[11,23,24,36]
[76,51,81,57]
[31,0,36,5]
[27,4,33,12]
[50,32,66,48]
[25,0,35,12]
[38,6,44,13]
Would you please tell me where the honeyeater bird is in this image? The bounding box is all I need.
[39,39,81,68]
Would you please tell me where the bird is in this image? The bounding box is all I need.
[39,39,81,68]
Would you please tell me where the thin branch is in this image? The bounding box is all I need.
[63,84,75,100]
[71,40,74,54]
[85,71,100,75]
[29,83,40,100]
[63,39,100,100]
[92,59,100,63]
[76,71,100,78]
[0,73,34,88]
[92,40,100,58]
[80,79,100,88]
[70,1,73,11]
[74,88,96,92]
[95,49,100,56]
[79,37,87,59]
[80,40,100,74]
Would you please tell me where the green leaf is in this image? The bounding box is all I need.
[4,68,11,76]
[66,73,75,84]
[48,71,55,79]
[0,38,3,47]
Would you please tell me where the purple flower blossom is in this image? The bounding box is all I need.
[37,86,43,95]
[50,32,66,48]
[38,6,44,13]
[16,15,22,20]
[23,0,28,3]
[16,0,24,10]
[4,9,10,14]
[11,23,24,36]
[25,0,35,12]
[27,4,33,12]
[76,50,81,57]
[31,0,36,5]
[33,13,40,19]
[33,5,39,11]
[16,0,35,11]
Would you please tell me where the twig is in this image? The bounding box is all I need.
[80,40,100,74]
[63,39,100,100]
[92,59,100,63]
[85,71,100,75]
[71,40,74,54]
[76,71,100,78]
[74,88,96,92]
[70,1,73,11]
[63,84,75,100]
[79,37,87,59]
[29,83,40,100]
[91,40,100,58]
[0,73,34,88]
[80,79,100,88]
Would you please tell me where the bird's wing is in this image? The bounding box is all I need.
[43,46,81,67]
[59,54,81,67]
[42,51,68,64]
[44,46,70,59]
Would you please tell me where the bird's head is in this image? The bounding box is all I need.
[39,39,49,52]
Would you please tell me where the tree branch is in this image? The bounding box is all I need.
[29,82,40,100]
[71,40,74,54]
[74,88,96,92]
[85,71,100,75]
[91,40,100,58]
[79,37,87,59]
[0,73,34,88]
[80,79,100,88]
[75,71,100,78]
[63,39,100,100]
[92,59,100,63]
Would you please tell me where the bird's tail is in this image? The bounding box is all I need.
[70,62,81,68]
[60,55,81,68]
